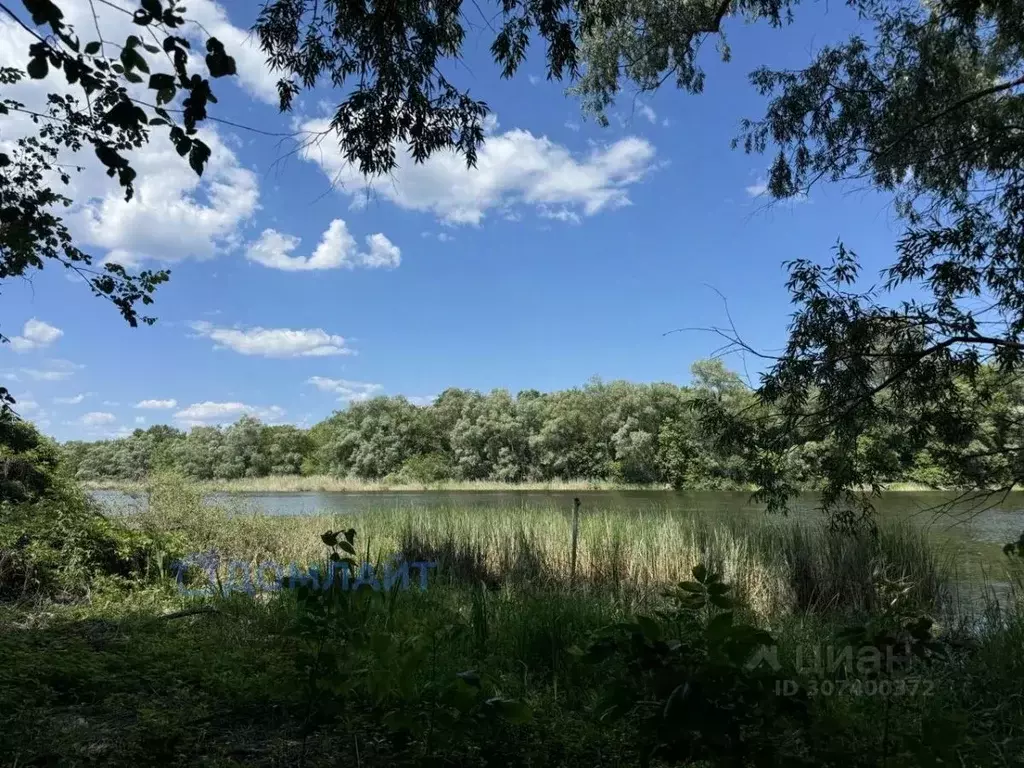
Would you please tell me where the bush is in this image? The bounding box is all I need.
[389,452,455,485]
[0,417,156,601]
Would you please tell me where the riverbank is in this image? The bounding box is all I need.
[80,475,966,495]
[5,477,1024,766]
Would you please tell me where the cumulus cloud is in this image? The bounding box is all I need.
[9,319,63,352]
[80,412,116,426]
[299,119,656,226]
[1,11,260,269]
[136,399,178,409]
[307,377,383,402]
[247,219,401,271]
[72,128,259,267]
[191,322,354,357]
[174,401,286,427]
[183,0,279,104]
[53,394,87,405]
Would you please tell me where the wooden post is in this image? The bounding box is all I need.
[570,497,581,586]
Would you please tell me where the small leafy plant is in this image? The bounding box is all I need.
[571,564,808,766]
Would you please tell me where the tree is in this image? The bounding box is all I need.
[252,0,1024,517]
[1,0,238,413]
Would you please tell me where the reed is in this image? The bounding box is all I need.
[133,477,949,619]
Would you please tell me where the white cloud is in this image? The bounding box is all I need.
[564,121,581,132]
[54,394,86,405]
[136,399,178,409]
[191,322,354,358]
[539,207,581,224]
[17,397,40,413]
[637,102,657,124]
[174,401,286,427]
[73,128,260,267]
[528,75,540,85]
[0,14,261,269]
[80,412,116,426]
[406,394,436,407]
[307,377,383,402]
[247,219,400,271]
[300,118,656,226]
[182,1,279,104]
[745,178,809,204]
[135,416,146,425]
[21,369,72,382]
[20,360,81,381]
[10,319,63,352]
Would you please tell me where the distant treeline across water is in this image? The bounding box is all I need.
[63,361,1022,489]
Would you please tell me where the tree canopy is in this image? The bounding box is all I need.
[5,0,1024,518]
[0,0,237,414]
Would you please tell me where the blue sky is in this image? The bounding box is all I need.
[0,0,905,440]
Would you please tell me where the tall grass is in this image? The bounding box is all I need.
[129,477,949,620]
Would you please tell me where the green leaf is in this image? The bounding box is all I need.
[26,56,48,79]
[188,140,211,175]
[121,46,150,74]
[21,0,64,29]
[489,698,532,724]
[84,41,101,55]
[141,0,163,17]
[338,540,356,556]
[321,530,339,547]
[692,563,709,583]
[636,615,662,642]
[455,670,481,688]
[205,37,237,78]
[148,72,175,90]
[709,594,735,609]
[707,610,734,637]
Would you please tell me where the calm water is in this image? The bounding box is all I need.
[93,489,1024,601]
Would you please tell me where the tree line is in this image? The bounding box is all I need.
[62,359,1024,489]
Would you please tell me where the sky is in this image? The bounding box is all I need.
[0,0,908,441]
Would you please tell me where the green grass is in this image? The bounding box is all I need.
[2,569,1023,766]
[4,477,1021,766]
